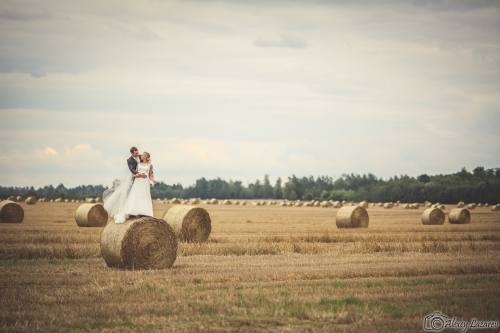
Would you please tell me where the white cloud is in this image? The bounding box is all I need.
[0,0,499,187]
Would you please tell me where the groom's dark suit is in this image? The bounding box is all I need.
[127,156,142,176]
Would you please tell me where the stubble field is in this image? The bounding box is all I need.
[1,202,499,332]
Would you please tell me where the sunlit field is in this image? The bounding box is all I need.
[1,202,499,332]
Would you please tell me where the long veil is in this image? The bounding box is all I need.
[102,166,134,223]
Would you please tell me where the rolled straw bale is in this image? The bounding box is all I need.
[349,203,354,206]
[288,202,294,206]
[448,208,470,224]
[377,202,383,207]
[314,201,320,207]
[333,201,343,208]
[403,204,410,209]
[320,201,330,208]
[371,203,375,207]
[383,203,393,209]
[71,199,76,203]
[26,197,37,205]
[394,203,399,207]
[16,196,25,202]
[209,198,218,204]
[96,197,103,203]
[222,200,232,205]
[336,206,369,229]
[359,201,368,208]
[240,201,246,205]
[397,200,401,204]
[294,202,303,207]
[50,199,54,203]
[64,199,69,203]
[55,198,63,203]
[491,205,499,211]
[477,203,483,207]
[170,198,181,204]
[426,203,432,207]
[280,202,287,206]
[75,203,108,227]
[304,202,312,207]
[467,204,476,210]
[190,198,200,204]
[0,200,24,223]
[163,205,211,243]
[100,216,178,270]
[485,204,489,207]
[422,208,445,225]
[342,200,346,204]
[437,205,445,210]
[86,198,96,203]
[7,196,17,202]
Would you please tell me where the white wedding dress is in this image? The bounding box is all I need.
[103,163,153,223]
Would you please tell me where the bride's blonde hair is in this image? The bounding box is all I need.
[142,152,151,163]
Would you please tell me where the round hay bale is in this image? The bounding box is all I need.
[477,203,483,207]
[491,205,499,211]
[377,202,383,207]
[222,199,232,205]
[314,201,320,207]
[64,199,69,203]
[100,216,178,270]
[333,201,343,208]
[16,196,25,202]
[383,203,393,209]
[7,196,17,202]
[210,198,218,205]
[485,203,489,207]
[422,208,445,225]
[304,202,313,207]
[449,208,470,224]
[162,205,211,243]
[171,198,181,204]
[403,204,410,209]
[371,203,375,207]
[86,198,96,203]
[55,198,63,203]
[294,202,303,207]
[190,198,200,204]
[50,199,54,203]
[96,197,103,203]
[75,203,108,227]
[0,200,24,223]
[467,204,476,210]
[359,201,368,208]
[240,201,246,205]
[26,197,37,205]
[280,202,287,206]
[336,206,369,228]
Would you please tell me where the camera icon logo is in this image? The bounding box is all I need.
[423,311,448,331]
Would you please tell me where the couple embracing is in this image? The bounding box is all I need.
[103,146,157,223]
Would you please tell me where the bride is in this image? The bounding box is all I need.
[103,152,157,223]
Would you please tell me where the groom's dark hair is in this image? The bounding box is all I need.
[130,146,138,153]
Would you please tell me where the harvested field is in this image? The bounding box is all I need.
[0,202,499,332]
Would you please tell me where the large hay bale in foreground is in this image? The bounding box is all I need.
[100,217,178,270]
[336,206,369,228]
[163,205,211,242]
[0,200,24,223]
[75,203,108,227]
[449,208,470,224]
[26,197,37,205]
[422,208,445,225]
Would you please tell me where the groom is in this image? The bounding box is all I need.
[127,146,147,179]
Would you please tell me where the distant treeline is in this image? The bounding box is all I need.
[1,167,499,204]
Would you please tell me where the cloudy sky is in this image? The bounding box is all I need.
[1,0,499,188]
